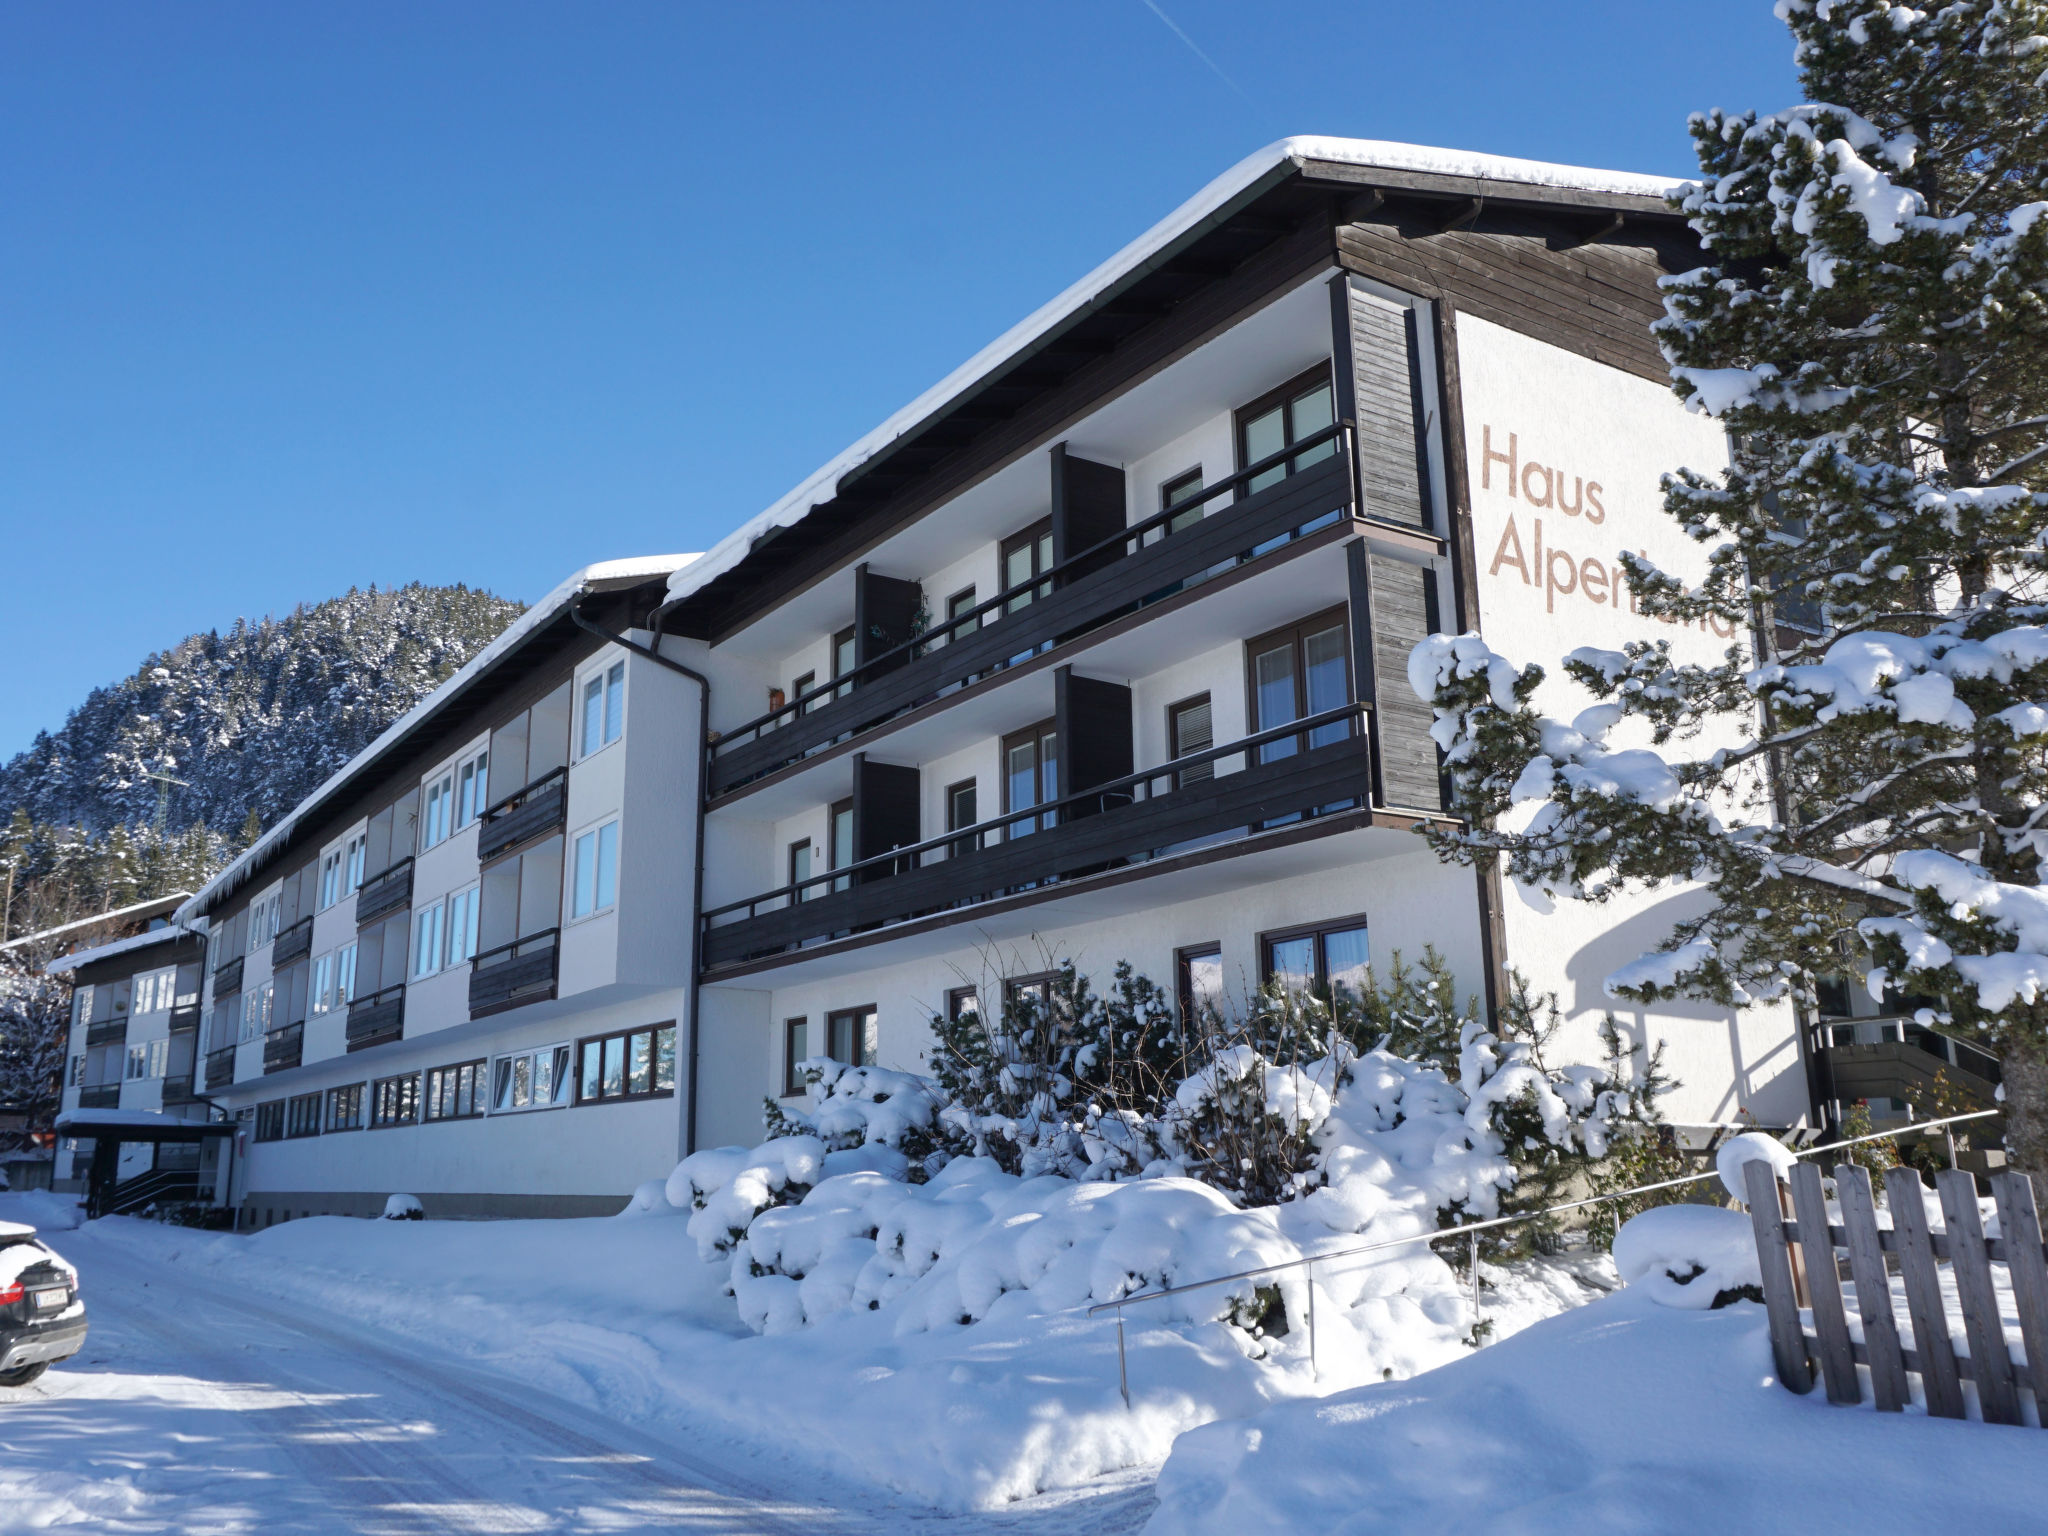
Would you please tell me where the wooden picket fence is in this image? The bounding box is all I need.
[1744,1159,2047,1424]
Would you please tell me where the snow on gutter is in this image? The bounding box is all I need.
[660,135,1686,615]
[175,553,699,926]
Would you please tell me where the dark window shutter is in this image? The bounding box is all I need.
[851,755,920,881]
[1054,666,1133,818]
[1346,282,1431,530]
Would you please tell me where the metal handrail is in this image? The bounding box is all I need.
[1086,1107,2003,1407]
[716,423,1353,751]
[472,926,560,970]
[701,702,1369,924]
[480,765,567,824]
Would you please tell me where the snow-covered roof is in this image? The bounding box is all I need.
[42,919,205,978]
[0,892,191,954]
[176,554,699,924]
[53,1106,233,1134]
[660,135,1685,617]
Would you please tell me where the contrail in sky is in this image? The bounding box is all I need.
[1137,0,1254,106]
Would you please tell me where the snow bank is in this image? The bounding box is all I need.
[0,1190,84,1232]
[1144,1285,2047,1536]
[1611,1204,1760,1309]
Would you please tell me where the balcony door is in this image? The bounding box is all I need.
[1248,610,1352,764]
[1003,721,1058,838]
[1238,368,1337,493]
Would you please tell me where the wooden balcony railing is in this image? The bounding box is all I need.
[162,1072,200,1105]
[477,769,568,864]
[168,1003,202,1034]
[346,984,405,1052]
[212,953,244,997]
[707,429,1354,798]
[272,915,314,969]
[355,858,413,927]
[701,704,1372,971]
[262,1022,304,1074]
[204,1046,238,1090]
[77,1084,121,1110]
[86,1019,126,1048]
[469,929,559,1019]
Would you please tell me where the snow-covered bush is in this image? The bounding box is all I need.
[381,1193,423,1221]
[1612,1204,1762,1309]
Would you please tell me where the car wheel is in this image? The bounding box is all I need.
[0,1362,49,1388]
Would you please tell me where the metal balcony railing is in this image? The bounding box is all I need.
[346,984,405,1052]
[272,915,314,969]
[212,953,244,998]
[77,1084,120,1110]
[707,429,1354,798]
[477,768,568,864]
[262,1022,304,1074]
[355,858,414,928]
[168,1003,202,1034]
[85,1018,126,1048]
[701,704,1372,971]
[162,1072,200,1105]
[204,1046,237,1090]
[469,929,560,1018]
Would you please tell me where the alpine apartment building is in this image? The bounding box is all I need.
[170,138,1821,1224]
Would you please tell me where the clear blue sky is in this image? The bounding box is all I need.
[0,2,1796,759]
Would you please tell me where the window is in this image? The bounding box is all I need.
[489,1043,573,1113]
[424,1059,487,1121]
[788,839,813,902]
[946,987,979,1023]
[249,894,280,949]
[580,660,626,756]
[455,749,490,829]
[133,967,177,1015]
[1248,611,1353,764]
[336,942,357,1007]
[310,951,335,1015]
[344,834,367,895]
[412,900,446,979]
[1001,519,1054,615]
[1168,694,1214,788]
[327,1082,365,1131]
[792,670,817,717]
[124,1039,168,1080]
[446,884,481,966]
[783,1017,811,1097]
[285,1093,322,1139]
[240,981,274,1042]
[824,1006,875,1067]
[370,1073,420,1128]
[1238,368,1336,493]
[254,1100,285,1142]
[1178,945,1225,1032]
[319,848,343,910]
[1261,918,1372,1018]
[828,799,854,894]
[945,585,978,642]
[68,1055,84,1087]
[832,626,857,701]
[420,770,454,851]
[1002,720,1059,837]
[1162,467,1207,536]
[946,779,979,858]
[570,820,620,919]
[1005,974,1056,1021]
[70,987,91,1029]
[576,1023,677,1104]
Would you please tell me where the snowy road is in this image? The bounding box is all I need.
[0,1224,1155,1535]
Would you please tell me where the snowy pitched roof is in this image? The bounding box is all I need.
[657,136,1686,621]
[43,919,205,979]
[176,555,699,924]
[0,892,190,955]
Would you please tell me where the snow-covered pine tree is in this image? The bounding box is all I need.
[1412,1,2048,1170]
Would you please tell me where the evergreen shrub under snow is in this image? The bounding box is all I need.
[664,953,1666,1364]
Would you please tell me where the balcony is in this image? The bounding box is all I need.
[213,954,244,997]
[707,430,1354,800]
[168,1003,201,1034]
[346,984,405,1052]
[470,929,559,1019]
[356,858,413,927]
[204,1046,237,1090]
[701,705,1373,972]
[262,1022,304,1074]
[272,915,313,969]
[162,1073,200,1106]
[478,768,568,864]
[85,1019,126,1048]
[1822,1016,2002,1109]
[77,1084,120,1110]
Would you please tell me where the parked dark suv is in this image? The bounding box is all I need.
[0,1222,86,1388]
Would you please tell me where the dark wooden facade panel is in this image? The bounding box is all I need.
[1055,668,1134,810]
[1336,217,1672,383]
[1346,280,1429,529]
[1368,551,1443,812]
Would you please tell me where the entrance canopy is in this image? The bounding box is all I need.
[53,1108,234,1143]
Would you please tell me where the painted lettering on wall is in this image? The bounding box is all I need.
[1478,423,1737,639]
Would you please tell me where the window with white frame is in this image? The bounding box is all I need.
[319,847,343,909]
[489,1042,573,1113]
[68,1055,84,1087]
[420,769,455,851]
[70,987,91,1030]
[344,833,367,895]
[336,940,357,1006]
[445,884,480,966]
[240,980,273,1042]
[569,819,620,920]
[412,900,446,979]
[132,967,177,1015]
[249,893,280,948]
[310,951,335,1015]
[579,660,626,758]
[124,1039,168,1080]
[310,943,360,1015]
[455,749,490,829]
